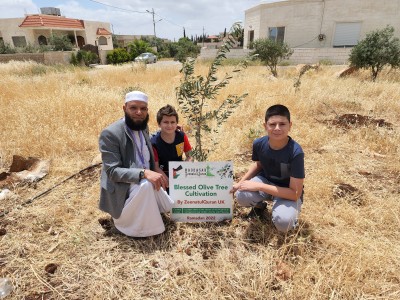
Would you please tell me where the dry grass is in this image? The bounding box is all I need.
[0,60,399,299]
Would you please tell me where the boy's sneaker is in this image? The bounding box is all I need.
[247,202,267,219]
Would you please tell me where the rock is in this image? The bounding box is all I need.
[336,65,358,78]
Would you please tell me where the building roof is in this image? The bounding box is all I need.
[19,14,84,29]
[96,27,112,35]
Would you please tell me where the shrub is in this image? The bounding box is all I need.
[174,38,200,63]
[127,39,154,60]
[70,53,79,66]
[250,38,293,77]
[349,26,400,81]
[48,34,73,51]
[106,48,130,64]
[77,50,99,66]
[0,40,16,54]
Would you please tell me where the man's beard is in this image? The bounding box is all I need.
[125,113,149,131]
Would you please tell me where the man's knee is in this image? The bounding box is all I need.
[140,180,154,191]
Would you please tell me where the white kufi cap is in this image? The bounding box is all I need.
[125,91,148,103]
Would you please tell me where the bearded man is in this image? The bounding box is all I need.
[99,91,173,237]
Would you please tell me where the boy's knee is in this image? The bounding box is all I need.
[272,214,298,233]
[235,191,253,207]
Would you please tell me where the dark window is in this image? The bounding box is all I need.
[98,36,107,45]
[12,36,27,47]
[268,27,285,43]
[249,30,254,43]
[38,35,47,45]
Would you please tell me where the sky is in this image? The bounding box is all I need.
[0,0,284,41]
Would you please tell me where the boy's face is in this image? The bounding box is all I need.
[264,115,292,141]
[159,115,178,134]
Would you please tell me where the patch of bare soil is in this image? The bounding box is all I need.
[333,183,364,206]
[0,155,50,189]
[328,114,393,129]
[0,160,101,218]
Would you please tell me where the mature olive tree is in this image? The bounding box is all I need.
[350,26,400,81]
[250,38,293,77]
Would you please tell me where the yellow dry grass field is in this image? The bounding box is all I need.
[0,60,399,299]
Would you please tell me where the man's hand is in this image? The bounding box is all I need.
[144,170,168,191]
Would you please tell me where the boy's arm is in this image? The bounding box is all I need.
[183,133,193,161]
[238,176,304,201]
[184,150,193,161]
[152,146,169,185]
[230,161,262,193]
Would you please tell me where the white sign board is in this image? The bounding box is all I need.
[169,161,233,222]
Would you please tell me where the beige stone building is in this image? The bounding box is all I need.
[244,0,400,49]
[0,7,113,63]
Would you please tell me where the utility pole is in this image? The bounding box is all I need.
[147,8,156,37]
[146,8,162,38]
[202,26,205,47]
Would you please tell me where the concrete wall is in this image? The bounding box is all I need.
[244,0,400,49]
[199,48,252,60]
[0,18,31,46]
[289,48,351,64]
[199,47,351,65]
[0,51,72,64]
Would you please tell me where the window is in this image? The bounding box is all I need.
[12,36,27,47]
[38,35,47,45]
[333,22,361,47]
[98,36,107,45]
[268,27,285,43]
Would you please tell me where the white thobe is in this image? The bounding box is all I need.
[113,130,174,237]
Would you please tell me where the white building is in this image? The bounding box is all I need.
[0,7,113,63]
[244,0,400,49]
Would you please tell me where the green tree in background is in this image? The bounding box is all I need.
[127,39,154,60]
[174,37,200,63]
[349,26,400,81]
[250,38,293,77]
[49,34,73,51]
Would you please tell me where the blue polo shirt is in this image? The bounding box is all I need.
[252,136,305,188]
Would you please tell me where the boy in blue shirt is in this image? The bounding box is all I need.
[231,104,304,232]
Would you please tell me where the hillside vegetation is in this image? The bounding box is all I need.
[0,60,399,299]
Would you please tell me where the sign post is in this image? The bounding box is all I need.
[169,161,233,222]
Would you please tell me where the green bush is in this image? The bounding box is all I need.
[250,38,293,77]
[106,48,130,64]
[70,53,79,66]
[319,59,333,66]
[48,34,73,51]
[77,50,99,66]
[349,26,400,81]
[0,40,16,54]
[174,38,200,63]
[127,39,154,60]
